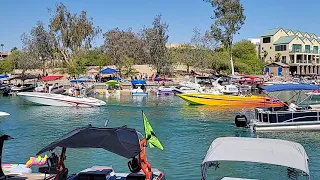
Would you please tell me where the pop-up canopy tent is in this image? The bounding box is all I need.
[100,68,117,74]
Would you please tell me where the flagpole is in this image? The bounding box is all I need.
[142,110,146,139]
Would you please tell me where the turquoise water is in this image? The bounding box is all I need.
[0,95,320,179]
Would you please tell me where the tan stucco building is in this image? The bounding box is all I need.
[260,28,320,75]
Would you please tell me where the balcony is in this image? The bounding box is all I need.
[289,49,319,54]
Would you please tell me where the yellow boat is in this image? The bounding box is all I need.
[177,93,283,107]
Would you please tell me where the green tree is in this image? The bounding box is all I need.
[0,59,13,74]
[205,0,246,75]
[122,56,137,78]
[76,48,110,70]
[171,44,197,73]
[103,28,145,73]
[262,50,268,60]
[21,21,55,74]
[232,40,264,74]
[48,3,101,65]
[143,15,171,74]
[275,53,282,62]
[0,44,4,52]
[10,47,18,52]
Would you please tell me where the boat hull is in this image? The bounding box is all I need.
[0,112,10,116]
[17,92,106,107]
[177,93,283,107]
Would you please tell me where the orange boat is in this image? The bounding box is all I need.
[177,93,283,107]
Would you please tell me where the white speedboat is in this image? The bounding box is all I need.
[17,92,106,107]
[131,80,148,96]
[0,112,10,116]
[173,86,199,94]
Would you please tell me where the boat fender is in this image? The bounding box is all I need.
[235,115,249,128]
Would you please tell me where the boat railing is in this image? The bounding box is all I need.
[258,109,320,124]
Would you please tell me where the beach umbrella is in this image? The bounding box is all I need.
[100,67,117,74]
[88,69,99,74]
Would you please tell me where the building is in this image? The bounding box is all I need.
[0,52,10,61]
[260,28,320,75]
[264,62,290,76]
[248,38,261,57]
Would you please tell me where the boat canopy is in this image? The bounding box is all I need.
[41,75,64,81]
[100,67,117,74]
[70,79,87,83]
[201,137,309,180]
[106,80,119,86]
[0,74,9,79]
[131,80,146,85]
[36,125,141,159]
[260,83,319,92]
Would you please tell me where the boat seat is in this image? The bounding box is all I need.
[70,169,113,180]
[38,153,59,174]
[126,173,146,180]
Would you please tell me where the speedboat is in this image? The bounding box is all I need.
[17,92,106,107]
[177,93,282,107]
[105,80,121,98]
[235,83,320,132]
[0,112,10,116]
[34,75,65,94]
[201,137,310,180]
[172,86,199,94]
[131,80,148,96]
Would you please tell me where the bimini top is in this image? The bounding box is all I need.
[201,137,309,179]
[36,125,141,159]
[260,83,319,92]
[131,80,147,85]
[41,75,64,81]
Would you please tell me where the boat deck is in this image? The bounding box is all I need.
[6,173,49,179]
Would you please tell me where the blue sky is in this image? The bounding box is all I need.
[1,0,320,51]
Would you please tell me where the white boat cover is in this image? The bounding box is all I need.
[201,137,309,179]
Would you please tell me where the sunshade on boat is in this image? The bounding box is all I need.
[0,74,9,79]
[70,79,87,83]
[201,137,309,180]
[106,80,119,86]
[131,80,146,85]
[41,75,64,81]
[36,125,141,159]
[260,83,319,92]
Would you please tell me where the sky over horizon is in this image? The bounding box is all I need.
[1,0,320,51]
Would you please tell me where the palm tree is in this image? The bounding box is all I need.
[275,53,282,62]
[0,44,4,52]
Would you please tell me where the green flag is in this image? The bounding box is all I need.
[142,111,164,150]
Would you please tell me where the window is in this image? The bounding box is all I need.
[275,45,287,51]
[281,56,286,63]
[263,37,271,43]
[314,46,318,54]
[305,45,310,53]
[262,47,264,50]
[270,47,272,49]
[270,57,272,60]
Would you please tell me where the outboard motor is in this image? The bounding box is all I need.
[235,114,249,128]
[3,86,10,97]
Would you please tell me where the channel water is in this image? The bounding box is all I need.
[0,94,319,179]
